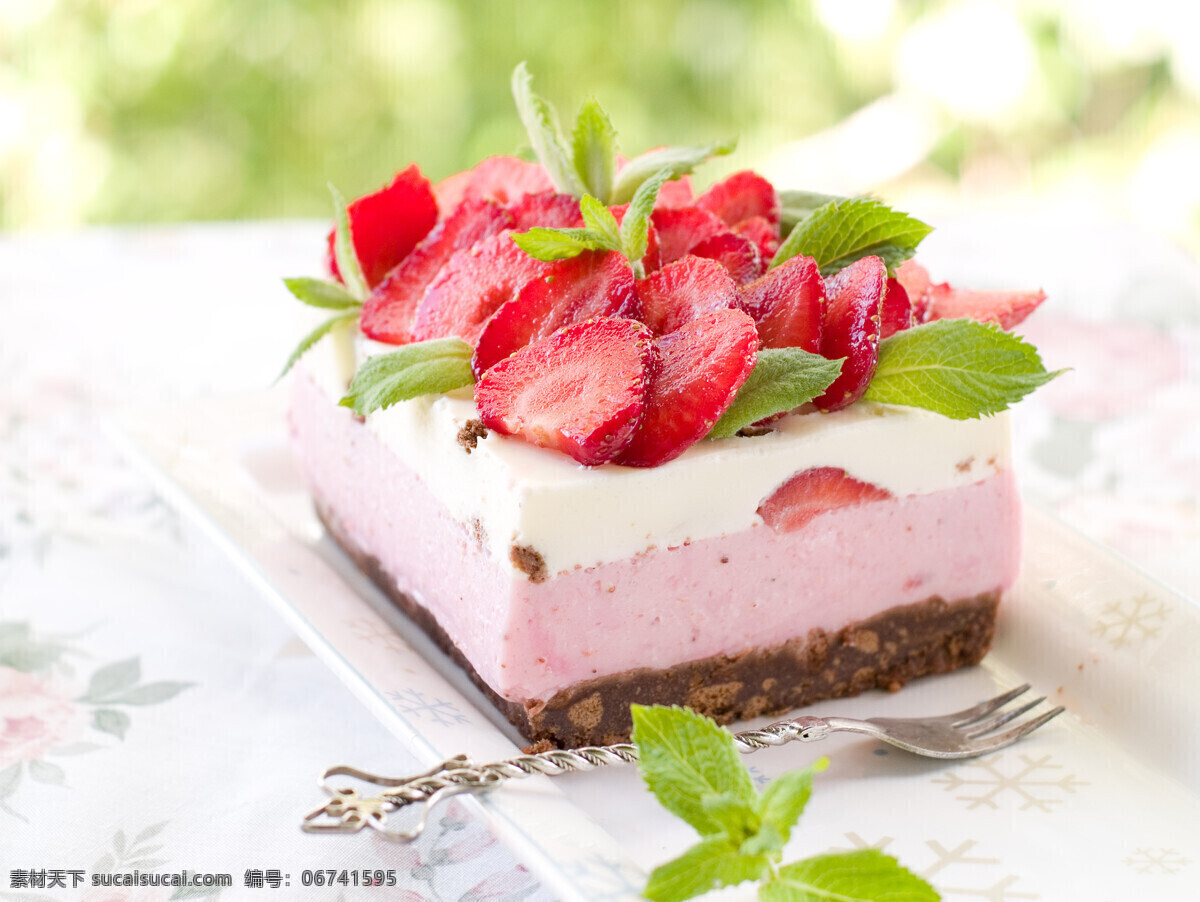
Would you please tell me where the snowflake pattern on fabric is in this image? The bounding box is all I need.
[386,688,470,727]
[932,753,1087,812]
[1091,593,1170,649]
[1123,848,1192,875]
[833,833,1040,900]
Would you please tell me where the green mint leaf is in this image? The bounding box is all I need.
[620,167,670,274]
[708,348,843,439]
[762,850,940,902]
[329,183,369,301]
[631,704,757,837]
[777,189,851,232]
[283,277,362,311]
[610,138,736,205]
[863,319,1063,419]
[771,197,932,276]
[278,310,358,380]
[511,62,585,196]
[510,226,613,262]
[572,97,618,203]
[755,757,828,848]
[339,338,475,416]
[643,836,770,902]
[700,790,762,845]
[579,195,623,251]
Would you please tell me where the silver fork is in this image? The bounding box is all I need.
[303,683,1063,842]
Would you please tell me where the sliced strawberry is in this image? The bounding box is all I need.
[635,255,740,336]
[689,231,764,285]
[610,203,661,273]
[696,170,780,229]
[617,308,758,468]
[924,284,1047,330]
[738,255,825,352]
[508,191,585,230]
[813,255,887,412]
[360,199,512,344]
[880,277,913,339]
[656,176,695,209]
[473,250,640,375]
[326,164,439,289]
[733,215,780,265]
[895,259,932,304]
[476,317,656,466]
[410,233,552,346]
[757,466,892,532]
[462,155,555,205]
[650,206,730,266]
[433,168,474,218]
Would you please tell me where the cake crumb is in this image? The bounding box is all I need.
[510,544,548,583]
[956,456,975,472]
[720,555,729,563]
[457,419,489,453]
[523,738,556,755]
[470,518,487,548]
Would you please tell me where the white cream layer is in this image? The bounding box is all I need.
[303,331,1011,577]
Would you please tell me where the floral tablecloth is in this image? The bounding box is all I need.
[2,219,1198,901]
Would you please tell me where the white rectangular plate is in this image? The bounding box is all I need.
[113,389,1200,901]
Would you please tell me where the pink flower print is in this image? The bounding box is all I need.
[0,666,88,767]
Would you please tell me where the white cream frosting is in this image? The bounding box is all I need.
[301,331,1011,576]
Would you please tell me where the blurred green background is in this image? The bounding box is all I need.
[3,0,1199,253]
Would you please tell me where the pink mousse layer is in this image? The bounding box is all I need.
[290,370,1022,702]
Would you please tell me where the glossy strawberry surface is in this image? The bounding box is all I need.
[476,317,656,466]
[739,255,824,352]
[635,255,741,336]
[813,255,886,412]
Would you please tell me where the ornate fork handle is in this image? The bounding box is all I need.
[303,716,836,842]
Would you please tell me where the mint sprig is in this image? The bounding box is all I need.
[511,169,670,277]
[573,97,618,202]
[510,63,732,205]
[282,277,361,310]
[708,349,843,439]
[633,705,938,902]
[776,189,850,232]
[339,338,475,416]
[511,62,585,197]
[863,319,1064,418]
[772,197,932,276]
[330,183,369,301]
[278,310,358,380]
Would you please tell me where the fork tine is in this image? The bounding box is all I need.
[961,696,1046,739]
[963,706,1066,753]
[948,683,1031,727]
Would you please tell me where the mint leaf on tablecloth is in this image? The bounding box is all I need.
[610,138,736,205]
[572,97,618,202]
[631,704,757,837]
[643,836,771,902]
[864,318,1063,418]
[283,277,361,310]
[92,708,131,740]
[754,758,827,849]
[772,197,931,275]
[511,62,584,196]
[761,850,940,902]
[708,348,842,438]
[278,310,359,379]
[340,338,475,415]
[329,183,369,301]
[80,657,140,702]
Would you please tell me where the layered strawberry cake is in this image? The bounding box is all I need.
[284,69,1056,747]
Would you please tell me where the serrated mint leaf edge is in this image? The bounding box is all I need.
[511,62,585,196]
[278,311,359,381]
[643,836,770,902]
[580,194,623,250]
[763,850,940,902]
[572,97,618,203]
[864,319,1064,419]
[620,167,670,274]
[771,197,932,275]
[329,183,369,301]
[339,338,475,415]
[708,349,843,439]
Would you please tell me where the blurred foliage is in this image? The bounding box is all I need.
[2,0,1199,250]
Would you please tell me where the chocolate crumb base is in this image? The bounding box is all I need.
[315,500,998,748]
[457,419,488,453]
